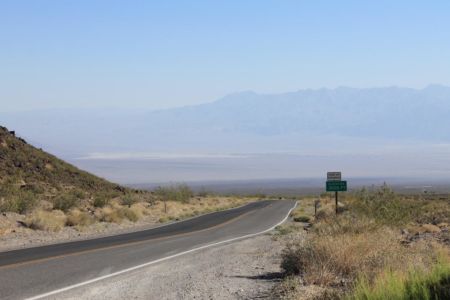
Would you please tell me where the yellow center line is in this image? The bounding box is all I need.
[0,206,264,270]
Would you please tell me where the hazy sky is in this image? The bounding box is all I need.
[1,1,450,112]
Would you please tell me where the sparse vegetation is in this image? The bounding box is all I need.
[66,209,94,227]
[0,179,38,214]
[25,210,67,231]
[348,258,450,300]
[0,126,132,212]
[277,186,450,299]
[52,193,80,212]
[154,184,194,203]
[0,127,125,202]
[0,128,259,236]
[121,193,138,207]
[93,194,111,208]
[293,215,310,223]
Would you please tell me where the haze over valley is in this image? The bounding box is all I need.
[3,85,450,185]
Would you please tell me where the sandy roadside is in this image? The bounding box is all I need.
[49,233,298,300]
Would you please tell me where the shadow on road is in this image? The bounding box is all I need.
[229,271,284,281]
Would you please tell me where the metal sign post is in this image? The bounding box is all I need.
[326,172,347,215]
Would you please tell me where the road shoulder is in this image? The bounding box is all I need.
[52,232,295,300]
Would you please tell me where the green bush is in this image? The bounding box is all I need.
[71,189,85,199]
[121,193,138,207]
[0,195,37,214]
[351,184,422,226]
[15,191,38,214]
[93,194,110,208]
[348,259,450,300]
[0,181,38,214]
[52,193,79,212]
[293,215,310,222]
[21,183,45,195]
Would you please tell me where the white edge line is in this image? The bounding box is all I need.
[26,201,298,300]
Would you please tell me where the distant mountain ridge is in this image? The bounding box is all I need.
[1,85,450,157]
[143,84,450,139]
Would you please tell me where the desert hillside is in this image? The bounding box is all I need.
[0,127,255,243]
[0,125,131,214]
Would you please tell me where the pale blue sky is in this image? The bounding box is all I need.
[1,1,450,112]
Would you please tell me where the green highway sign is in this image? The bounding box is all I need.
[326,180,347,192]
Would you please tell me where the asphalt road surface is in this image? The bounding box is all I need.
[0,200,296,300]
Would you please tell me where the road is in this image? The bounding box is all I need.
[0,200,296,300]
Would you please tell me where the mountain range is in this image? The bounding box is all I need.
[2,85,450,159]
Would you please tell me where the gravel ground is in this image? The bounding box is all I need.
[52,233,292,300]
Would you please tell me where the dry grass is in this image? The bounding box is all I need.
[72,195,254,226]
[2,194,257,233]
[66,208,94,227]
[282,224,441,287]
[25,210,67,231]
[278,186,450,299]
[148,196,252,223]
[95,205,138,223]
[348,250,450,300]
[290,202,312,223]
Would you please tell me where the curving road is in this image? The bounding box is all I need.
[0,200,296,300]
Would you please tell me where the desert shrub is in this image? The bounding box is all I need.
[0,197,17,213]
[417,200,450,225]
[120,207,139,222]
[0,180,38,213]
[129,203,147,218]
[0,193,37,214]
[274,225,297,236]
[71,188,85,199]
[98,206,123,223]
[313,214,380,236]
[15,191,38,214]
[66,209,94,227]
[293,215,310,222]
[25,210,67,231]
[121,193,138,207]
[52,194,78,212]
[154,184,193,203]
[21,183,45,194]
[281,227,409,286]
[351,184,422,226]
[279,188,450,299]
[159,216,169,223]
[97,206,139,223]
[93,194,110,208]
